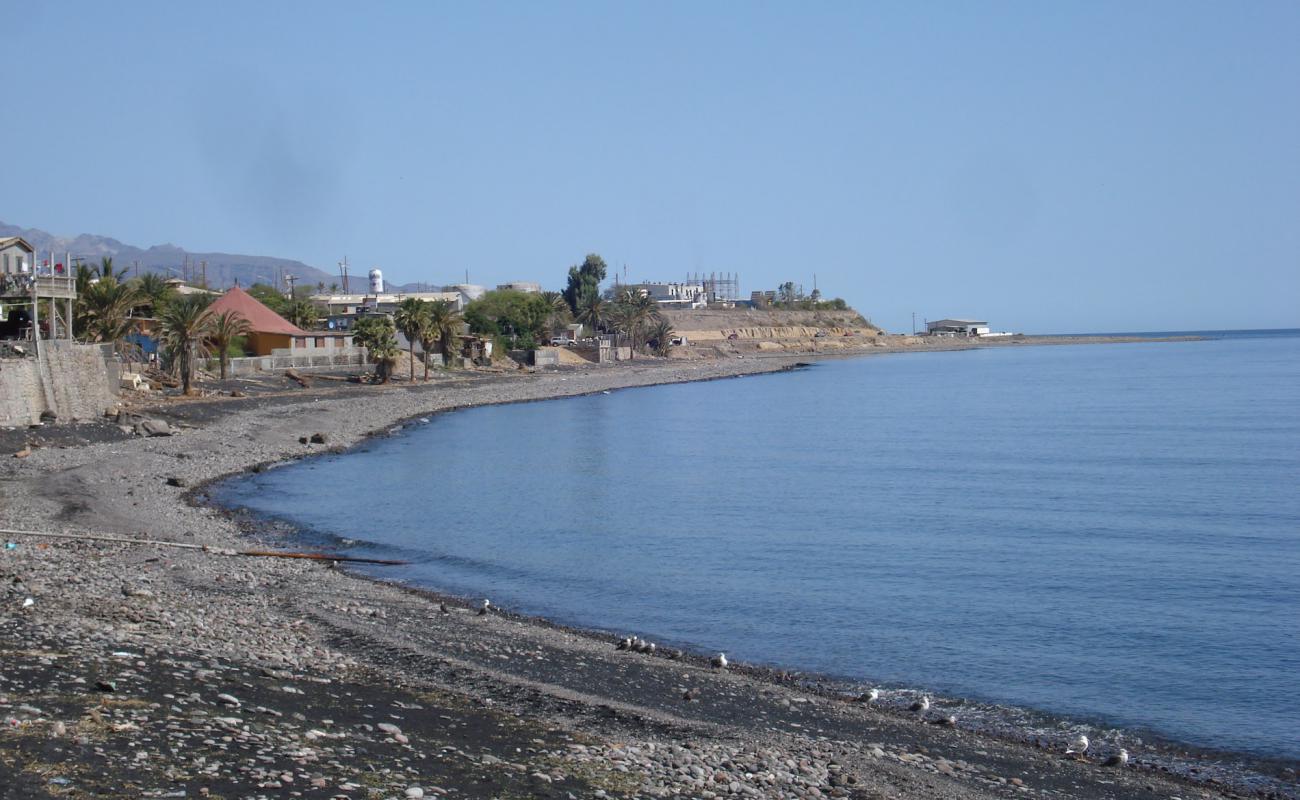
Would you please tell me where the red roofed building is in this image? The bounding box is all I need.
[208,286,349,357]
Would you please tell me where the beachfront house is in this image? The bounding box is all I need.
[208,286,352,356]
[926,319,990,337]
[0,237,35,277]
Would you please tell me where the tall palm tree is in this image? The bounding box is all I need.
[97,256,129,282]
[78,277,141,343]
[132,272,175,316]
[209,310,250,380]
[613,289,661,357]
[577,294,607,334]
[393,297,430,382]
[541,291,573,337]
[158,294,215,395]
[425,300,463,370]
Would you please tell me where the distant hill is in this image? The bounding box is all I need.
[0,221,342,291]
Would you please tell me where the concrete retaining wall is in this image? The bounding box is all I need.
[0,342,119,427]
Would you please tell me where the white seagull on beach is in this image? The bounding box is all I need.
[477,599,491,616]
[910,696,931,714]
[857,689,879,703]
[1103,748,1128,767]
[1066,734,1089,755]
[711,653,728,668]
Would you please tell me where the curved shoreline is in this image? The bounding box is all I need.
[201,367,1297,796]
[3,344,1294,799]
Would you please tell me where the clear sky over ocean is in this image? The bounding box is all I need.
[2,1,1296,333]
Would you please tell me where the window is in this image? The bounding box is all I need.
[315,336,325,348]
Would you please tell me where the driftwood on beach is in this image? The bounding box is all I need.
[0,528,407,566]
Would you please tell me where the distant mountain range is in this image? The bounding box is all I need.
[0,221,348,291]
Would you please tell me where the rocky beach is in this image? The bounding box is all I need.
[1,343,1280,800]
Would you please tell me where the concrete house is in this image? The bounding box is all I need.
[0,237,35,276]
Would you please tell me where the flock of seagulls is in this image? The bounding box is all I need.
[616,636,658,654]
[454,603,1133,772]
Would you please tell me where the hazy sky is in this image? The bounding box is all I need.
[3,1,1297,333]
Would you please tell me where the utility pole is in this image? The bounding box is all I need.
[200,260,207,289]
[912,312,916,335]
[285,273,297,298]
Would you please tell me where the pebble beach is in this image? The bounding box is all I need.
[0,346,1275,800]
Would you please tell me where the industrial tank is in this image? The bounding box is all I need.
[368,268,383,294]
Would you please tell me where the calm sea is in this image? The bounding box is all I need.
[216,331,1300,766]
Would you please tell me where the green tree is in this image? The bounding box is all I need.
[611,289,662,357]
[648,318,676,357]
[541,290,572,336]
[393,297,430,382]
[562,253,607,316]
[576,293,607,334]
[209,310,250,380]
[158,294,215,395]
[283,299,318,330]
[424,300,463,373]
[247,283,289,315]
[132,272,176,316]
[98,256,129,282]
[78,276,141,343]
[464,290,551,349]
[352,314,399,383]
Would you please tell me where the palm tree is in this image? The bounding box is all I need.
[132,272,175,316]
[425,300,463,370]
[352,315,400,383]
[577,294,607,334]
[209,310,250,380]
[97,256,129,282]
[541,291,572,337]
[78,277,141,343]
[613,289,661,357]
[329,282,339,293]
[284,299,318,330]
[648,318,676,357]
[393,297,430,382]
[158,294,215,395]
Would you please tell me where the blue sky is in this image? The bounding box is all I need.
[3,1,1296,333]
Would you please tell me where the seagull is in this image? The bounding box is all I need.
[1066,734,1089,755]
[21,597,34,609]
[938,714,958,728]
[438,602,450,614]
[1103,748,1129,767]
[616,637,633,651]
[711,653,728,668]
[645,642,656,654]
[477,599,491,616]
[857,689,880,703]
[910,696,931,714]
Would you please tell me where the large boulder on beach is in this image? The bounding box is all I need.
[140,419,174,437]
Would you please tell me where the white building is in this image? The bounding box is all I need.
[496,281,541,294]
[926,318,990,336]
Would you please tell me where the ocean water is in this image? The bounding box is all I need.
[216,332,1300,765]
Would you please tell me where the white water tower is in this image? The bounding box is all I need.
[368,268,383,294]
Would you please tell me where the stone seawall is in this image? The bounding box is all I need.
[0,341,118,427]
